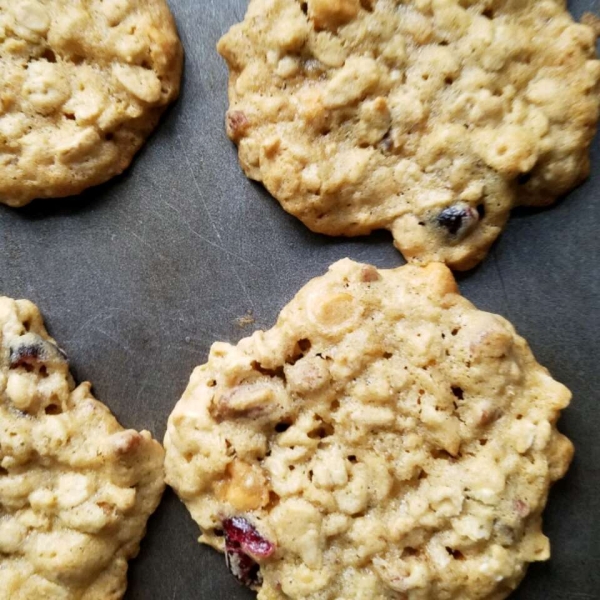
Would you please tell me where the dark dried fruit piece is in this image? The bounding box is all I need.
[222,516,274,588]
[9,341,42,367]
[8,333,67,369]
[225,544,263,588]
[436,204,479,237]
[226,110,251,142]
[379,129,394,153]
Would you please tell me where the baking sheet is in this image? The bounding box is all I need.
[0,1,598,598]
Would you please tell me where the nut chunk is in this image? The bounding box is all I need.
[0,297,165,600]
[165,259,572,600]
[308,0,360,29]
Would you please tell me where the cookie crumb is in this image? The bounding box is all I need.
[236,311,256,328]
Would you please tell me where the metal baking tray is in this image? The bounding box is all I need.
[0,1,598,598]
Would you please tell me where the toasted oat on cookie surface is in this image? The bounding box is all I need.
[0,0,183,207]
[165,259,573,599]
[0,297,165,599]
[218,0,600,269]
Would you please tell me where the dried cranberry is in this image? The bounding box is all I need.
[223,516,274,558]
[9,334,67,369]
[9,341,42,367]
[222,517,274,588]
[436,204,479,237]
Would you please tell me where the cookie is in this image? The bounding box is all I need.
[165,259,573,599]
[0,297,165,599]
[0,0,182,207]
[218,0,600,269]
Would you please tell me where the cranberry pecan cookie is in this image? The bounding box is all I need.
[0,0,182,207]
[0,297,165,599]
[218,0,600,269]
[165,259,573,599]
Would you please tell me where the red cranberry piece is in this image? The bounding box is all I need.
[436,203,479,237]
[222,517,274,588]
[223,516,274,558]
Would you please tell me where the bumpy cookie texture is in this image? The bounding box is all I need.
[0,298,165,599]
[165,259,573,599]
[0,0,183,207]
[218,0,600,269]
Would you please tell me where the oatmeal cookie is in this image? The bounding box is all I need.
[0,297,165,599]
[218,0,600,269]
[0,0,183,207]
[165,259,573,599]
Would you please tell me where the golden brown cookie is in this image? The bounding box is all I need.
[165,259,573,599]
[0,0,183,207]
[218,0,600,269]
[0,297,165,599]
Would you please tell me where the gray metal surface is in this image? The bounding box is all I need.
[0,1,598,598]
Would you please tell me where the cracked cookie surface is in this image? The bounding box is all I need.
[218,0,600,269]
[165,259,573,599]
[0,0,182,207]
[0,297,165,599]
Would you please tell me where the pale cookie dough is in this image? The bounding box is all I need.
[165,259,573,600]
[0,297,165,599]
[218,0,600,269]
[0,0,183,207]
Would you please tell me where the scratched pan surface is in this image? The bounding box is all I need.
[0,1,599,598]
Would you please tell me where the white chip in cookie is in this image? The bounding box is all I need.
[0,297,165,599]
[165,259,573,599]
[218,0,600,269]
[0,0,183,207]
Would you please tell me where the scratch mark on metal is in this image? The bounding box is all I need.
[158,195,261,271]
[136,380,148,403]
[176,134,256,310]
[65,310,119,344]
[95,327,132,354]
[493,250,512,318]
[125,227,169,262]
[176,133,225,244]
